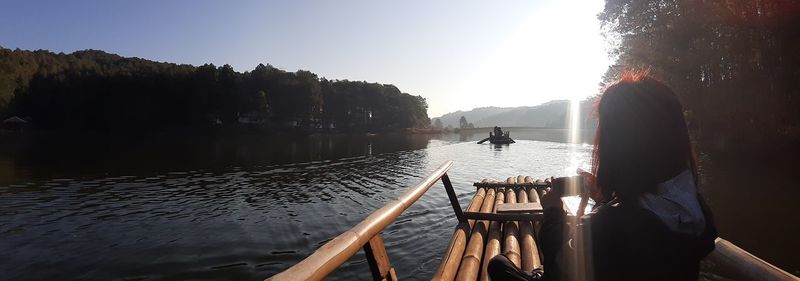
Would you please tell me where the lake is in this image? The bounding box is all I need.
[0,129,796,280]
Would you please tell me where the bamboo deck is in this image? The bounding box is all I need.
[433,176,549,281]
[266,161,799,281]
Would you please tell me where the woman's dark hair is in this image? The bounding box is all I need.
[591,72,697,200]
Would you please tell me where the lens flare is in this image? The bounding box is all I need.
[564,98,583,177]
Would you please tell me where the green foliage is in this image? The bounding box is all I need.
[320,79,429,130]
[600,0,800,147]
[0,48,430,131]
[459,115,468,129]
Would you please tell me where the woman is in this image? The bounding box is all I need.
[489,72,717,281]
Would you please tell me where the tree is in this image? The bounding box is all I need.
[599,0,800,148]
[0,47,431,132]
[433,118,443,128]
[459,115,468,129]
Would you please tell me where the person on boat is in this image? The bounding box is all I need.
[489,72,718,281]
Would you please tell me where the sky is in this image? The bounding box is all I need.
[0,0,612,117]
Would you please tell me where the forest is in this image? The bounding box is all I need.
[599,0,800,152]
[600,1,800,272]
[0,48,430,132]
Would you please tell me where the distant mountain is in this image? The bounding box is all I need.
[432,98,598,129]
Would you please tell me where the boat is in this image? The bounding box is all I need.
[477,127,515,144]
[266,161,798,281]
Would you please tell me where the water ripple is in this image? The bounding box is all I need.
[0,139,588,281]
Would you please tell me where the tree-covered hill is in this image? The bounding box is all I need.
[0,47,430,132]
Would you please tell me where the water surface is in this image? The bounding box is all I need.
[0,129,796,280]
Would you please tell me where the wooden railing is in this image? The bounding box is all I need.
[266,160,461,281]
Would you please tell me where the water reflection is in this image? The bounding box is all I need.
[492,143,510,151]
[0,133,435,185]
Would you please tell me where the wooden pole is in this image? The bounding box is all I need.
[267,161,454,281]
[432,188,487,281]
[363,234,397,281]
[479,186,506,281]
[503,187,521,267]
[442,173,465,222]
[455,187,497,281]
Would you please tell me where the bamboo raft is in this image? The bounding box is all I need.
[476,135,515,145]
[266,161,798,281]
[477,129,515,145]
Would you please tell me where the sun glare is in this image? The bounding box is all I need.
[458,0,610,112]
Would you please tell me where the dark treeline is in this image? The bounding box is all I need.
[0,48,430,132]
[600,0,800,151]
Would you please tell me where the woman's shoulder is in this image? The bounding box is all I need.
[589,201,709,280]
[589,197,716,256]
[590,201,669,235]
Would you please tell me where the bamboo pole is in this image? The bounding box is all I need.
[267,161,454,281]
[517,189,528,204]
[705,238,798,281]
[528,182,544,234]
[503,187,521,267]
[473,182,543,188]
[529,185,543,239]
[432,187,487,281]
[507,176,517,184]
[519,187,541,271]
[518,220,539,271]
[463,212,542,221]
[517,175,525,185]
[527,182,540,204]
[479,187,506,281]
[455,187,497,281]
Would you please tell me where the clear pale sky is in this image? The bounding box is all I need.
[0,0,611,117]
